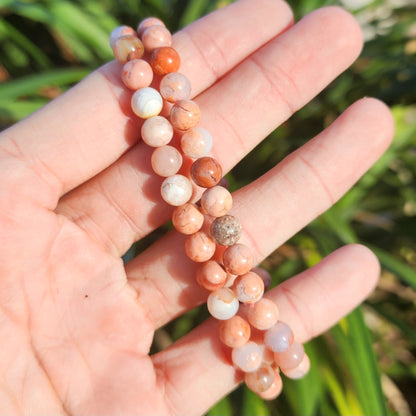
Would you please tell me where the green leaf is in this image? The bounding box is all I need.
[206,396,232,416]
[242,387,270,416]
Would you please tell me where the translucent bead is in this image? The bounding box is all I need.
[160,72,191,103]
[170,100,201,131]
[137,17,165,38]
[245,363,275,394]
[222,244,254,275]
[264,321,294,353]
[252,267,272,291]
[141,25,172,51]
[160,174,192,206]
[113,35,144,63]
[172,203,204,235]
[110,25,136,48]
[210,215,242,246]
[196,260,227,291]
[247,298,279,330]
[131,87,163,119]
[121,59,153,90]
[281,353,310,379]
[151,145,182,177]
[274,341,304,371]
[141,116,173,147]
[258,369,283,400]
[180,126,212,158]
[219,315,251,348]
[207,287,239,320]
[200,186,232,217]
[233,272,264,304]
[184,231,216,262]
[232,341,263,373]
[190,156,222,188]
[150,47,180,76]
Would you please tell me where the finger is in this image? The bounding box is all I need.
[0,0,293,205]
[126,97,394,328]
[151,244,380,415]
[57,6,363,256]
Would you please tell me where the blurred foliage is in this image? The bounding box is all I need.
[1,0,415,415]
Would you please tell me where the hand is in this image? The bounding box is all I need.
[0,1,394,414]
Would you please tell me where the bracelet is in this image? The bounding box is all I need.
[110,17,310,400]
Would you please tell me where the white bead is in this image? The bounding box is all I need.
[109,25,135,48]
[161,174,193,206]
[131,87,163,119]
[232,341,263,372]
[207,287,239,320]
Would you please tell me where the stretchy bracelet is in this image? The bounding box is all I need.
[110,17,310,399]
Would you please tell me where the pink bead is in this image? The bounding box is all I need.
[258,369,283,400]
[264,321,294,353]
[151,145,182,177]
[184,231,216,262]
[233,272,264,304]
[141,116,173,147]
[180,126,213,159]
[232,341,263,373]
[252,267,272,291]
[121,59,153,90]
[274,341,305,371]
[224,272,238,288]
[245,363,275,394]
[222,244,254,275]
[219,315,251,348]
[247,298,279,330]
[141,25,172,51]
[196,260,227,291]
[137,17,165,38]
[200,186,232,217]
[113,35,144,63]
[172,203,204,235]
[170,100,201,131]
[110,25,136,48]
[160,72,191,103]
[281,353,310,379]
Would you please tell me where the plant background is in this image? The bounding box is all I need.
[0,0,415,414]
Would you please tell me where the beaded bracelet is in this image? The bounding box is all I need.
[110,17,310,399]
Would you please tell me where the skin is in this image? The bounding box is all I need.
[0,0,394,414]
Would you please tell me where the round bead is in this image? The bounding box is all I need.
[113,35,144,63]
[264,321,294,353]
[141,25,172,51]
[196,260,227,291]
[184,231,216,262]
[110,25,136,48]
[160,72,191,103]
[258,369,283,400]
[180,126,212,158]
[151,145,183,177]
[172,203,204,235]
[190,157,222,188]
[141,116,173,147]
[160,174,192,206]
[281,353,310,379]
[207,287,239,320]
[210,215,242,246]
[232,341,263,373]
[219,315,251,348]
[247,298,279,330]
[222,244,254,275]
[131,87,163,119]
[170,100,201,131]
[122,59,153,90]
[252,267,272,291]
[200,186,232,217]
[233,272,264,304]
[137,17,165,37]
[274,341,305,371]
[224,272,238,288]
[150,47,180,76]
[245,363,275,394]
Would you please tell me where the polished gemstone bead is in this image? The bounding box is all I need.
[252,267,272,291]
[150,47,180,76]
[210,215,241,246]
[184,231,216,262]
[247,298,279,330]
[190,156,222,188]
[233,272,264,304]
[224,272,238,288]
[113,35,144,63]
[281,353,310,379]
[172,203,204,235]
[160,72,191,103]
[137,17,165,38]
[110,25,136,48]
[141,116,173,147]
[151,145,183,177]
[207,287,239,320]
[170,100,201,131]
[222,244,254,275]
[122,59,153,90]
[200,186,232,217]
[274,341,304,371]
[160,174,192,206]
[141,25,172,51]
[260,345,275,365]
[245,363,275,394]
[131,87,163,119]
[196,260,227,291]
[232,341,263,373]
[219,315,251,348]
[180,126,212,158]
[264,321,294,353]
[258,369,283,400]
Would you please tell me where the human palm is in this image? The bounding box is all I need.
[0,1,394,414]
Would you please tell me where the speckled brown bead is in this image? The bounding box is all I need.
[210,215,242,246]
[190,157,222,188]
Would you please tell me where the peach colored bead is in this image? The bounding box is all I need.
[252,267,272,291]
[196,260,227,291]
[141,25,172,51]
[232,341,263,373]
[184,231,216,262]
[281,353,310,379]
[113,35,144,63]
[150,47,180,76]
[137,17,165,37]
[160,72,191,103]
[274,341,305,371]
[245,363,275,394]
[170,100,201,131]
[224,272,238,288]
[190,156,222,188]
[110,25,136,48]
[200,186,232,217]
[247,298,279,330]
[222,244,254,275]
[172,203,204,235]
[121,59,153,90]
[151,145,182,177]
[258,370,283,400]
[233,272,264,304]
[180,126,212,158]
[264,321,294,353]
[260,345,275,365]
[141,116,173,147]
[219,315,251,348]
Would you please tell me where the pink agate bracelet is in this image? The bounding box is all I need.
[110,17,310,399]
